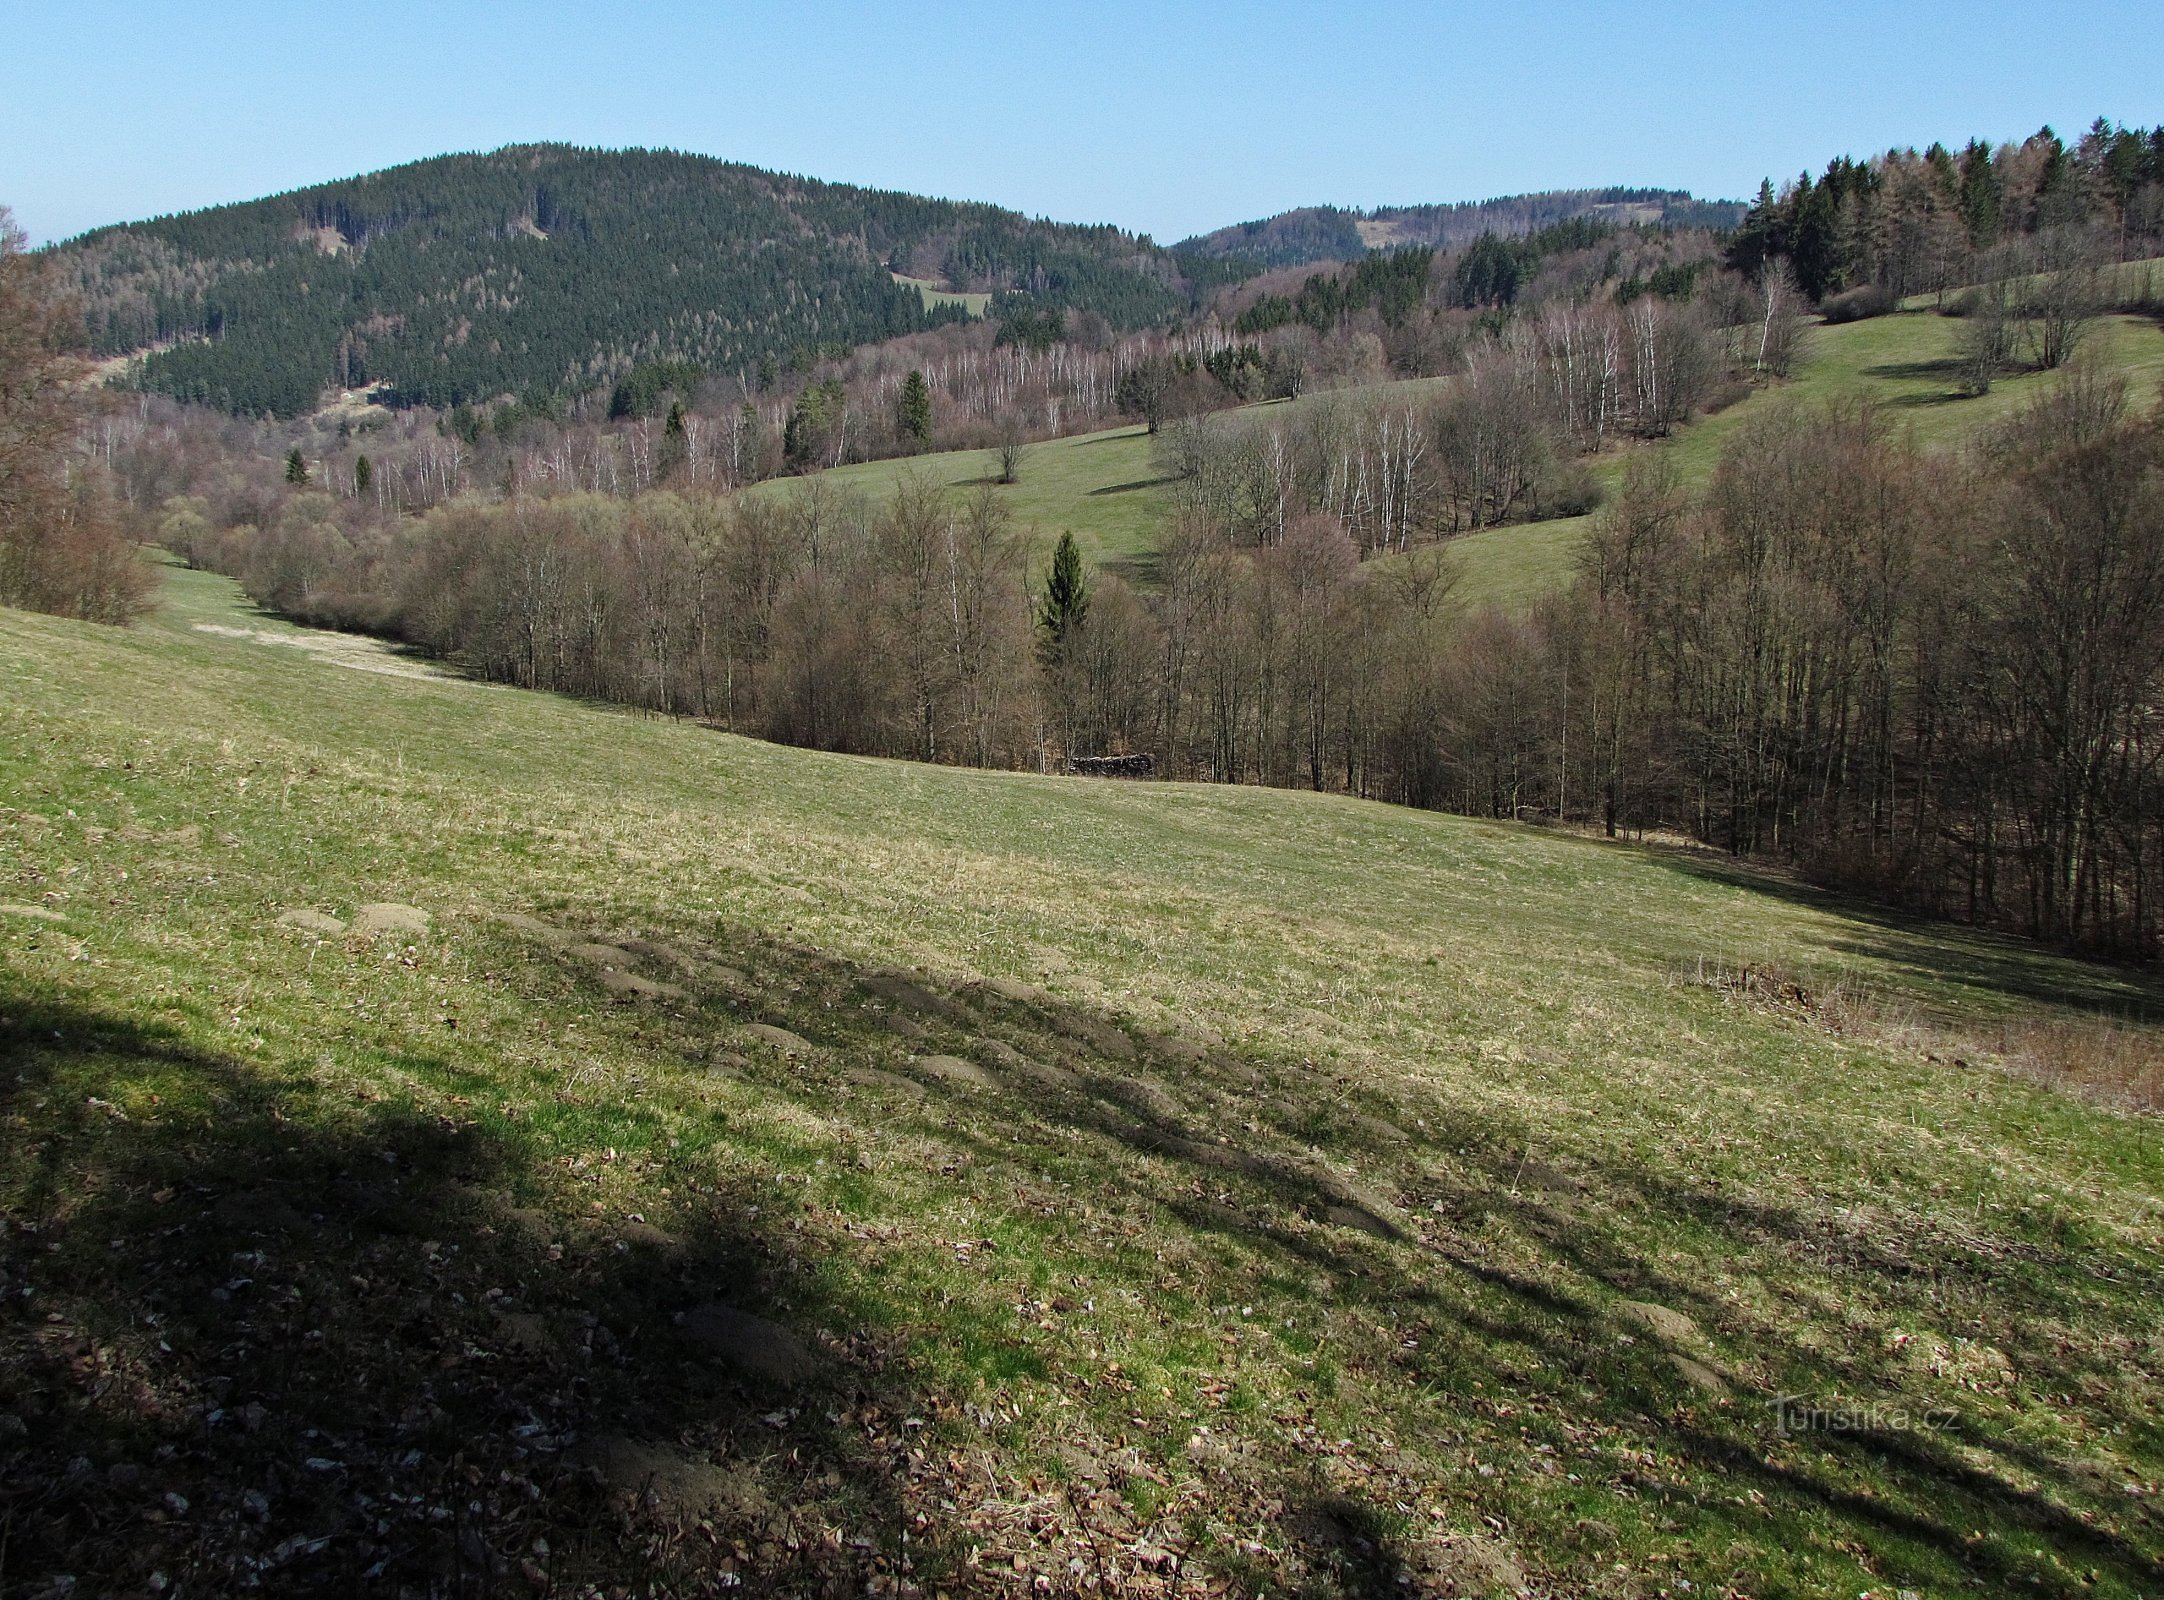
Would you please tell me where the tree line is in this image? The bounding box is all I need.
[0,206,152,622]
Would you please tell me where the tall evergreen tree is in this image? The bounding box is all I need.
[284,447,308,485]
[1038,530,1088,663]
[896,369,932,447]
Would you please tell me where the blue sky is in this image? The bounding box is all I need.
[6,1,2160,245]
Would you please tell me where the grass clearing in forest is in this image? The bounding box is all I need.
[5,561,2164,1594]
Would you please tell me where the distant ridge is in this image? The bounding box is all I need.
[1176,188,1743,268]
[52,144,1190,416]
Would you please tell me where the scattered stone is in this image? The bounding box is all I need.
[350,902,430,939]
[275,909,346,935]
[742,1023,814,1056]
[0,903,65,923]
[674,1305,819,1384]
[846,1065,927,1098]
[1619,1300,1706,1349]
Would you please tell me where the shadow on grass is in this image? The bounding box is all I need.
[0,983,932,1598]
[1864,357,1966,382]
[1651,850,2164,1024]
[1086,477,1179,498]
[9,899,2163,1597]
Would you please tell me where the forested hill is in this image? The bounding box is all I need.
[54,145,1191,416]
[1176,187,1743,267]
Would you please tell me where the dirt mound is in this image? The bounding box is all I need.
[1619,1300,1705,1348]
[1065,1016,1135,1059]
[578,1435,765,1519]
[742,1023,814,1056]
[618,937,699,972]
[973,976,1053,1008]
[864,970,970,1022]
[351,902,430,939]
[1349,1113,1409,1145]
[1322,1203,1399,1239]
[674,1304,820,1384]
[973,1037,1079,1089]
[493,911,572,947]
[846,1065,928,1098]
[1,902,66,923]
[598,969,688,1002]
[915,1053,995,1089]
[275,908,346,935]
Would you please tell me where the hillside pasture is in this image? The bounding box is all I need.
[3,563,2164,1595]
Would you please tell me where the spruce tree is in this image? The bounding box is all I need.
[1038,530,1088,662]
[284,447,308,485]
[897,369,932,447]
[354,454,372,496]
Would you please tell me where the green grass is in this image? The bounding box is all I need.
[1438,310,2164,610]
[754,421,1172,578]
[6,563,2164,1595]
[892,273,994,317]
[763,309,2164,611]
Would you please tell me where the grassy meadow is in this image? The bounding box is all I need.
[752,307,2164,614]
[4,560,2164,1595]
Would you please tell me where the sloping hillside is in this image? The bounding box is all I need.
[3,562,2162,1596]
[54,145,1190,415]
[767,306,2164,608]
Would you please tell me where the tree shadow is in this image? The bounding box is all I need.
[1651,850,2164,1023]
[10,895,2164,1597]
[0,984,938,1598]
[1864,358,1965,382]
[1085,477,1179,498]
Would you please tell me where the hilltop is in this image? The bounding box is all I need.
[3,560,2162,1596]
[1175,188,1742,268]
[52,145,1192,415]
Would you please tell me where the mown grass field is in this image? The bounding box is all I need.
[5,561,2164,1596]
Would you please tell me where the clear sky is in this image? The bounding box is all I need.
[5,0,2160,246]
